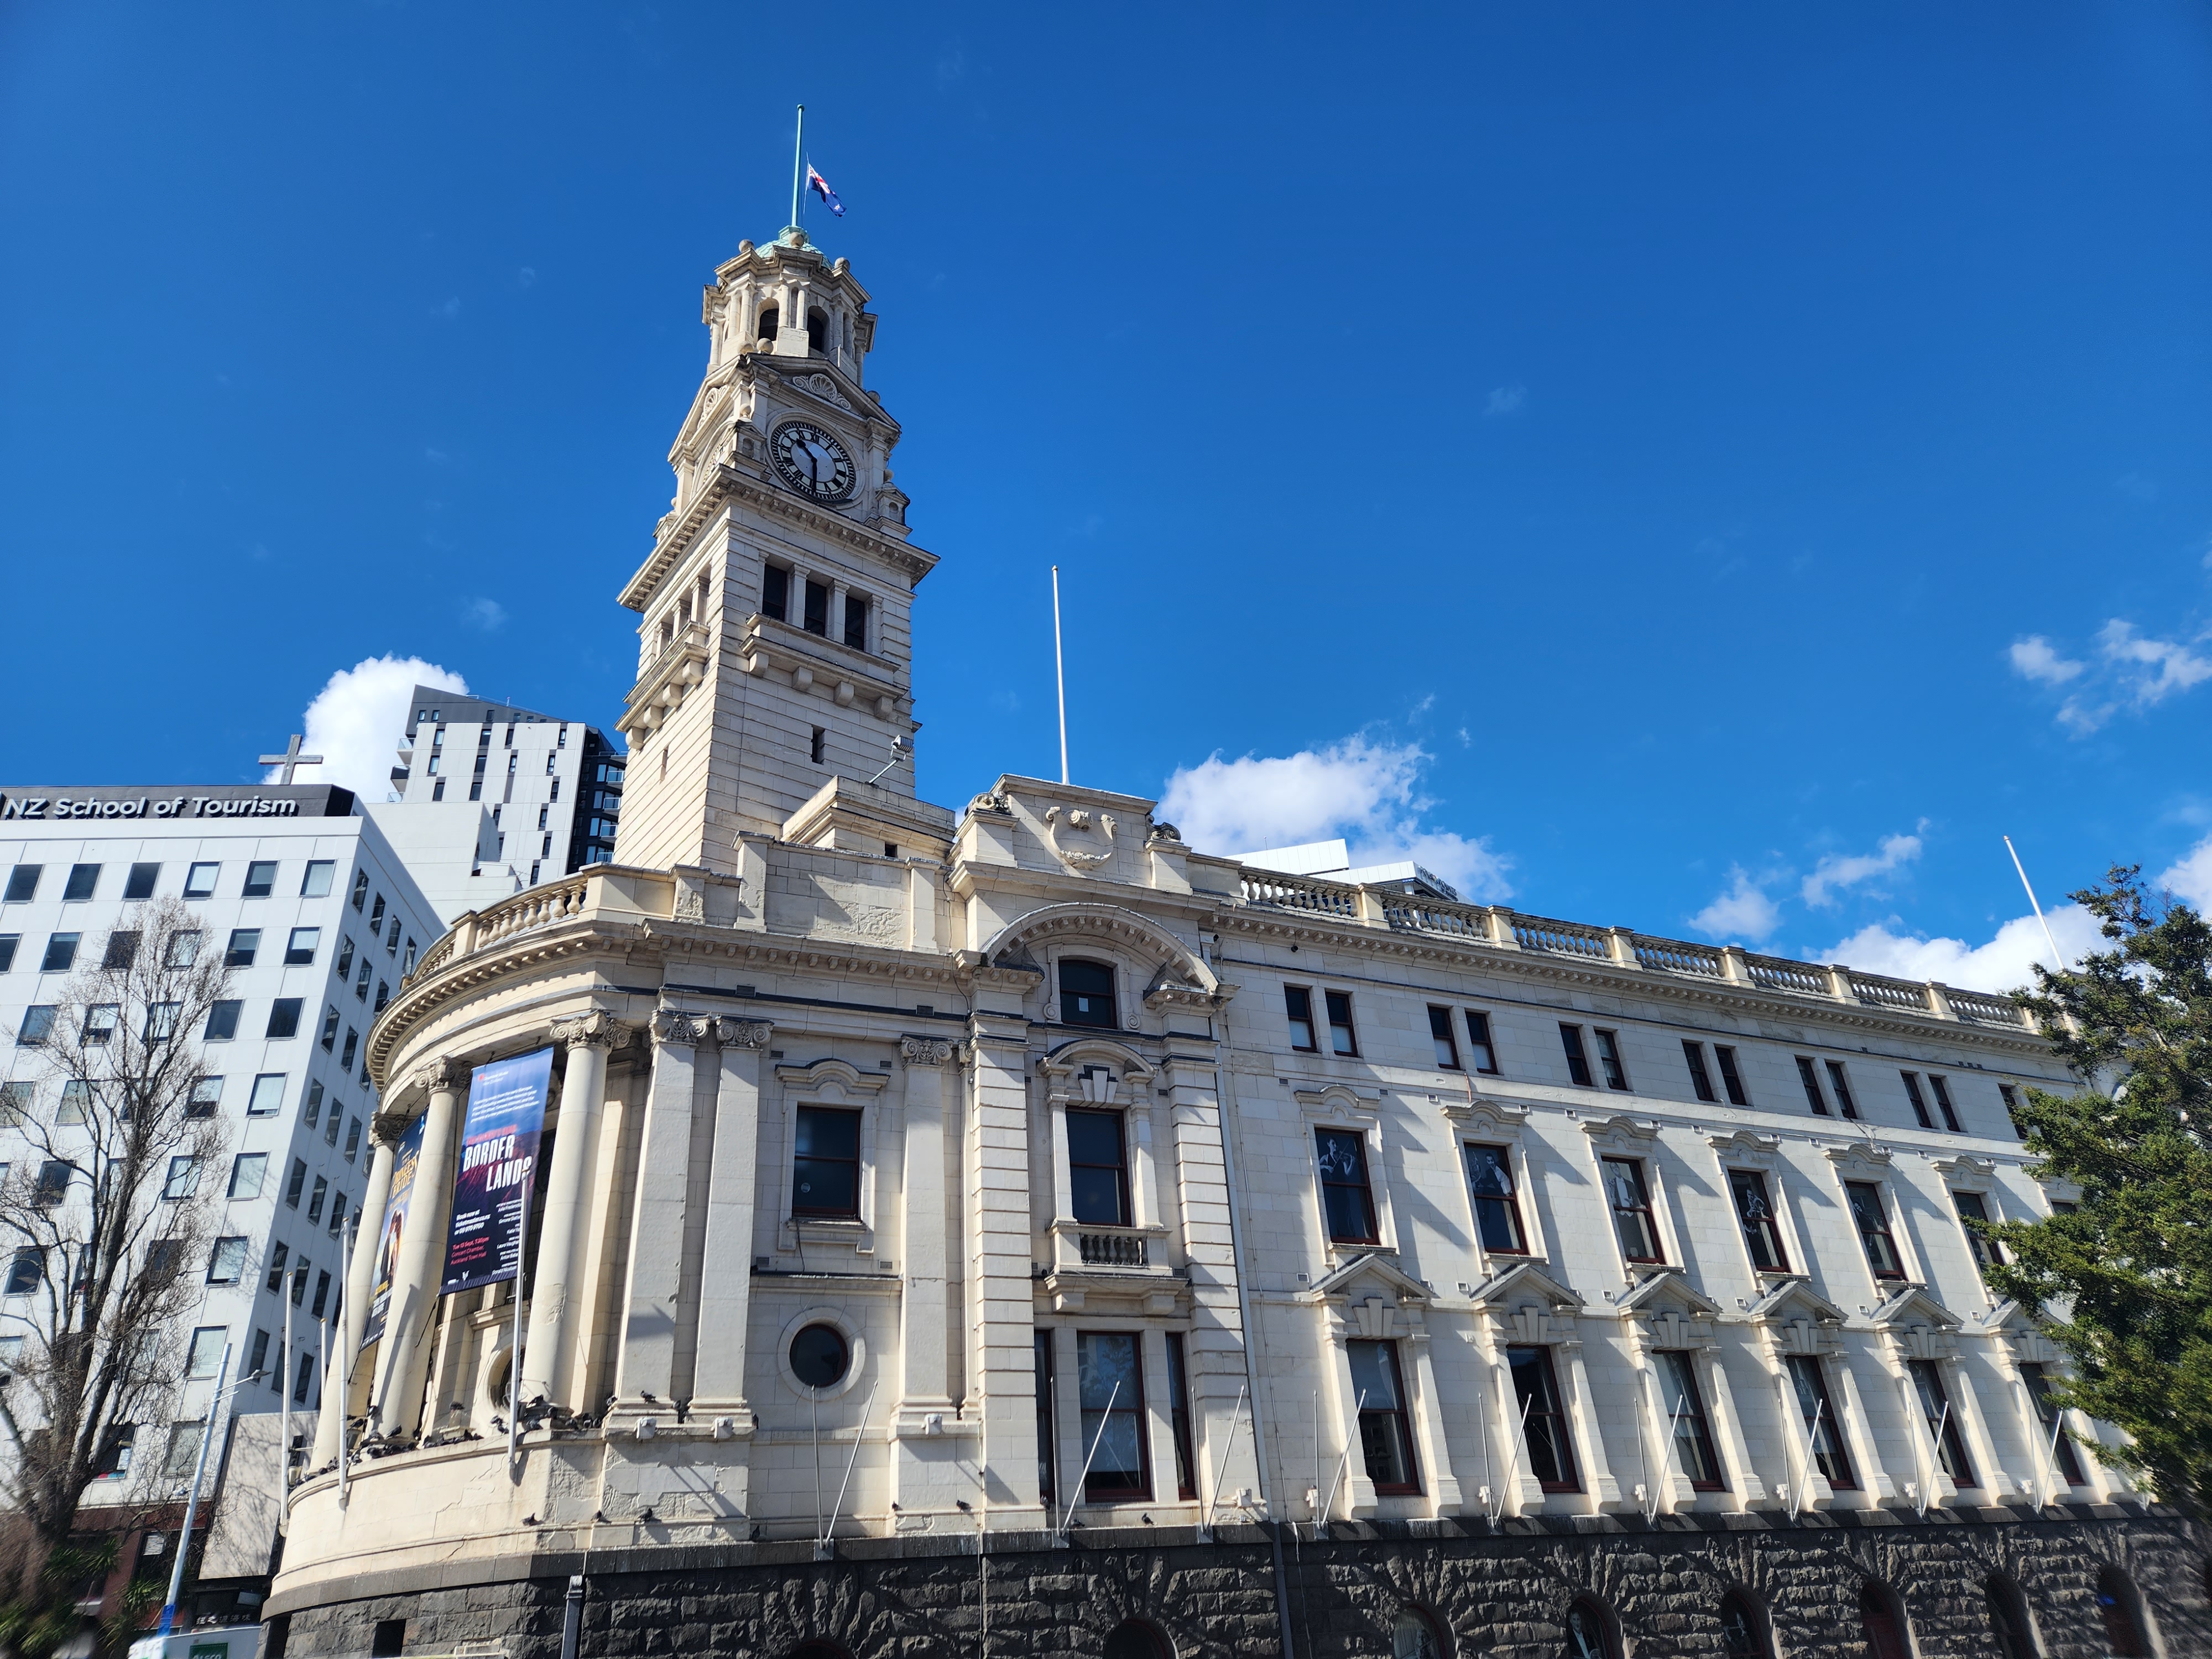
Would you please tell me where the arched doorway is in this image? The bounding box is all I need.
[1859,1580,1911,1659]
[1564,1597,1618,1659]
[1392,1607,1448,1659]
[2095,1567,2152,1658]
[1718,1589,1772,1659]
[1102,1619,1170,1659]
[1985,1574,2040,1659]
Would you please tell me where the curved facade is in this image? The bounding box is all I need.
[272,229,2209,1658]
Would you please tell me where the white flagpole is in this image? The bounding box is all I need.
[280,1265,296,1525]
[1052,566,1069,785]
[790,105,806,232]
[2003,836,2067,973]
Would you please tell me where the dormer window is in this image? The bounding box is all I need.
[757,305,780,345]
[806,308,827,354]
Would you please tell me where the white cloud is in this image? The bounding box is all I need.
[1484,384,1526,417]
[1801,829,1924,907]
[1689,867,1782,943]
[1159,735,1510,901]
[2096,619,2212,707]
[2007,635,2083,685]
[1819,905,2103,995]
[463,597,508,632]
[268,655,468,799]
[2158,833,2212,910]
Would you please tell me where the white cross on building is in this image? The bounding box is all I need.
[259,733,324,784]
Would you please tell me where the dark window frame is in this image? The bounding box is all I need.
[1908,1358,1978,1488]
[1314,1127,1380,1245]
[1283,985,1317,1052]
[1164,1331,1198,1500]
[1075,1329,1151,1501]
[2018,1361,2085,1486]
[1901,1070,1934,1129]
[1348,1338,1421,1496]
[1682,1040,1717,1103]
[1463,1142,1528,1255]
[1655,1348,1726,1490]
[1714,1045,1751,1107]
[791,1104,863,1218]
[1057,957,1118,1030]
[1794,1055,1830,1115]
[1507,1344,1579,1491]
[1559,1024,1594,1087]
[1463,1009,1499,1074]
[1324,990,1358,1057]
[1603,1155,1665,1264]
[1066,1108,1131,1228]
[1928,1073,1962,1133]
[1426,1005,1460,1070]
[1728,1168,1791,1273]
[1845,1181,1905,1279]
[1824,1060,1859,1119]
[1593,1028,1629,1091]
[1784,1354,1856,1489]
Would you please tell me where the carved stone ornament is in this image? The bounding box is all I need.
[370,1110,414,1150]
[1044,803,1117,872]
[1146,821,1183,845]
[711,1017,774,1050]
[967,788,1013,817]
[651,1009,707,1046]
[551,1011,634,1053]
[413,1056,461,1095]
[797,371,855,413]
[900,1035,955,1066]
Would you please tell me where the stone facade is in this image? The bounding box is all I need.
[267,227,2211,1658]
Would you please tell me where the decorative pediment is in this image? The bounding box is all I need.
[1747,1277,1849,1355]
[1617,1266,1723,1320]
[1293,1082,1379,1123]
[1870,1284,1963,1360]
[772,1056,890,1100]
[1705,1128,1783,1165]
[1439,1094,1532,1136]
[1930,1151,1998,1181]
[1141,957,1217,1015]
[1580,1114,1660,1155]
[980,902,1218,998]
[1823,1140,1895,1179]
[1983,1298,2065,1366]
[1466,1258,1584,1344]
[1039,1039,1156,1105]
[1305,1250,1432,1307]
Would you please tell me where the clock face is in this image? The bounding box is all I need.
[769,420,857,503]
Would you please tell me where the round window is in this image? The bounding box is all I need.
[790,1323,851,1390]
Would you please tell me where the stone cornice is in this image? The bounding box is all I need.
[620,466,937,614]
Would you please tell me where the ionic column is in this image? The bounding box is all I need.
[688,1017,772,1417]
[371,1060,465,1439]
[609,1011,702,1418]
[313,1110,404,1465]
[520,1013,631,1407]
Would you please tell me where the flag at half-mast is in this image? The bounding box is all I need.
[807,163,844,217]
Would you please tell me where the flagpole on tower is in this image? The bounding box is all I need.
[789,104,806,234]
[1052,565,1070,785]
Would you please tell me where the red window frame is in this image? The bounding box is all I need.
[1907,1358,1978,1488]
[1314,1128,1379,1244]
[1845,1181,1905,1279]
[1603,1156,1665,1264]
[2019,1361,2085,1486]
[1728,1169,1790,1273]
[1347,1339,1420,1495]
[1784,1354,1856,1489]
[1463,1142,1528,1255]
[1655,1349,1726,1491]
[1506,1344,1579,1491]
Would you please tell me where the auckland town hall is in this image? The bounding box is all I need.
[274,223,2208,1659]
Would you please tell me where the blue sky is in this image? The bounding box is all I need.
[4,3,2209,989]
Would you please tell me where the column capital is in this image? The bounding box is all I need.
[370,1109,413,1149]
[412,1056,462,1095]
[552,1010,635,1053]
[651,1009,707,1047]
[900,1035,955,1066]
[711,1016,774,1050]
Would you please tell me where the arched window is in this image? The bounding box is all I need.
[1859,1582,1911,1659]
[757,305,780,345]
[1718,1589,1770,1659]
[806,308,828,355]
[1564,1597,1617,1659]
[2095,1568,2150,1658]
[1984,1574,2039,1659]
[1102,1620,1168,1659]
[1392,1608,1447,1659]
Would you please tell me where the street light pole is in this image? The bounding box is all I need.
[155,1344,231,1639]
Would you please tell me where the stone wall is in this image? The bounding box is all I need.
[270,1509,2209,1659]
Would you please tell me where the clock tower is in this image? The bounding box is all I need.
[609,227,939,877]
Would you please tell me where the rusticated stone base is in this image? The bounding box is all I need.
[267,1506,2211,1659]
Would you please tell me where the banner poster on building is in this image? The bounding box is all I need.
[360,1114,425,1350]
[441,1046,553,1296]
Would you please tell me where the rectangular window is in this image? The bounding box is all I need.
[345,1118,362,1161]
[762,562,790,622]
[1604,1157,1663,1263]
[285,927,320,966]
[1463,1010,1499,1074]
[0,1081,31,1126]
[843,592,869,651]
[1035,1331,1056,1506]
[302,1080,322,1128]
[373,981,388,1014]
[186,1077,222,1118]
[351,870,368,910]
[1682,1041,1717,1103]
[1057,958,1117,1029]
[326,1104,342,1146]
[228,1154,267,1200]
[1728,1170,1790,1272]
[792,1105,862,1217]
[312,1270,331,1318]
[2000,1083,2027,1140]
[1928,1074,1962,1133]
[1314,1128,1379,1244]
[1824,1061,1859,1119]
[1067,1109,1130,1227]
[1796,1056,1829,1114]
[1507,1345,1579,1490]
[335,936,354,978]
[301,860,335,898]
[124,863,160,900]
[205,1000,241,1041]
[1594,1029,1629,1090]
[290,1259,310,1305]
[1908,1359,1977,1486]
[207,1237,248,1284]
[802,578,830,637]
[4,1247,41,1295]
[1714,1045,1750,1107]
[293,1352,315,1404]
[81,1005,117,1045]
[163,1156,199,1199]
[328,1191,348,1237]
[1075,1331,1149,1500]
[57,1079,92,1123]
[1164,1331,1198,1500]
[35,1160,72,1204]
[1284,986,1317,1052]
[95,1425,135,1480]
[247,1328,271,1387]
[307,1176,327,1224]
[1846,1181,1905,1279]
[161,1421,206,1479]
[1427,1005,1461,1069]
[1325,990,1358,1056]
[1785,1354,1856,1489]
[41,933,80,972]
[320,1004,340,1050]
[810,726,825,765]
[62,864,101,902]
[1349,1338,1420,1494]
[1655,1350,1725,1489]
[1463,1143,1527,1254]
[184,863,219,898]
[171,935,206,974]
[4,865,41,902]
[2019,1361,2086,1485]
[225,928,260,968]
[265,1241,288,1292]
[19,1004,56,1045]
[0,935,17,972]
[369,895,385,932]
[340,1029,357,1071]
[1901,1071,1934,1129]
[267,998,302,1039]
[243,861,278,898]
[1559,1024,1594,1087]
[1953,1190,2004,1272]
[102,931,138,969]
[285,1158,307,1208]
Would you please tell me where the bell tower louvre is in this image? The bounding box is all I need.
[610,225,936,876]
